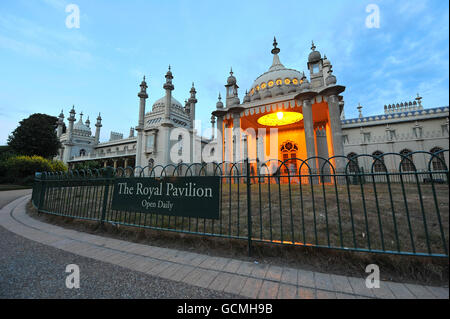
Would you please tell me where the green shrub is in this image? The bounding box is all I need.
[73,160,101,171]
[0,155,67,185]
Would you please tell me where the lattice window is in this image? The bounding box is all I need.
[400,149,415,172]
[372,151,387,172]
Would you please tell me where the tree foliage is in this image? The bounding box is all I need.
[7,113,61,158]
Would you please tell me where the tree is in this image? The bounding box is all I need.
[7,113,61,158]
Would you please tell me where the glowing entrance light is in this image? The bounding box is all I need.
[257,111,303,127]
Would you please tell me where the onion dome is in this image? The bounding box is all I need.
[249,38,303,99]
[325,66,337,86]
[322,54,330,67]
[227,67,236,85]
[216,93,224,108]
[308,41,321,63]
[73,112,92,135]
[243,90,251,103]
[300,72,311,90]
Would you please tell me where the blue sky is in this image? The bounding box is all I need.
[0,0,448,144]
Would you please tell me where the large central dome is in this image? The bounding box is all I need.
[248,38,304,99]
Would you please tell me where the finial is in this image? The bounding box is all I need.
[311,40,316,51]
[218,92,222,100]
[357,103,363,118]
[271,36,280,55]
[168,65,171,71]
[230,67,233,75]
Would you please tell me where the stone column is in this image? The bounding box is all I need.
[216,116,224,163]
[136,77,148,168]
[302,99,317,171]
[328,94,345,171]
[232,113,241,163]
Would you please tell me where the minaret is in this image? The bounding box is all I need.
[94,113,102,144]
[63,106,76,163]
[135,76,148,167]
[161,67,174,165]
[225,67,239,107]
[307,41,324,88]
[163,66,174,123]
[57,109,64,138]
[188,82,197,129]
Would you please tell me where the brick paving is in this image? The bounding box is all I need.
[0,194,448,299]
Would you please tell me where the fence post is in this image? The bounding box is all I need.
[37,172,46,212]
[100,167,113,225]
[246,159,253,257]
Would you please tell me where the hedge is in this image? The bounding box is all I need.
[0,155,67,185]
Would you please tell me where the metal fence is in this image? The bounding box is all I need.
[32,150,449,258]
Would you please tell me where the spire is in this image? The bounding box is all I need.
[269,37,284,70]
[163,66,174,91]
[271,36,280,55]
[189,82,197,102]
[138,75,148,98]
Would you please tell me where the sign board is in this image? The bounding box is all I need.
[111,176,220,219]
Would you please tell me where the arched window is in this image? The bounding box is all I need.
[430,147,447,171]
[372,151,387,172]
[79,149,86,156]
[400,149,415,172]
[178,135,183,155]
[148,158,154,169]
[280,141,299,175]
[347,153,359,173]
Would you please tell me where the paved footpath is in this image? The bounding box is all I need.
[0,192,448,299]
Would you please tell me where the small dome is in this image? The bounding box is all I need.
[300,79,311,91]
[227,74,236,85]
[308,41,321,63]
[308,50,321,63]
[151,96,184,112]
[74,118,91,134]
[216,94,224,108]
[323,55,330,67]
[325,74,336,86]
